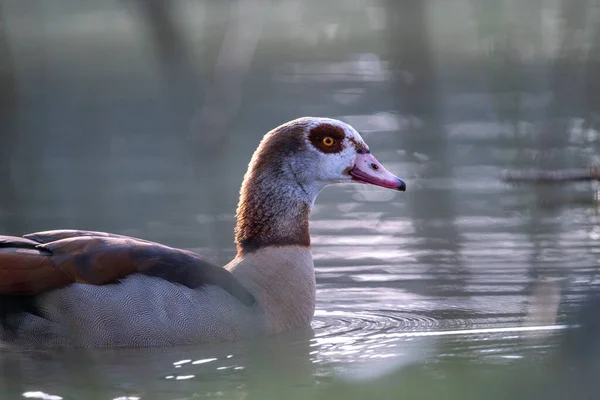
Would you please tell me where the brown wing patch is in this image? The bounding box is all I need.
[0,232,256,306]
[0,249,71,294]
[39,237,142,286]
[308,123,345,154]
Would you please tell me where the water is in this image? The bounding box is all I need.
[2,0,600,398]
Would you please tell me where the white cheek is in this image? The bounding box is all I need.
[319,144,355,181]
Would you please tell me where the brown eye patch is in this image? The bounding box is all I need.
[308,123,345,153]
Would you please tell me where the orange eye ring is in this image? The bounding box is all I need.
[322,136,335,147]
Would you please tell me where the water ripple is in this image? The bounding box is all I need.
[312,309,478,338]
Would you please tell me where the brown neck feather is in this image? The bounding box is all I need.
[234,122,313,255]
[235,184,311,255]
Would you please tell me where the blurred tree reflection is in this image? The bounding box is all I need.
[187,0,267,263]
[0,4,20,233]
[549,0,589,121]
[387,0,466,296]
[582,1,600,131]
[471,0,524,132]
[386,0,437,118]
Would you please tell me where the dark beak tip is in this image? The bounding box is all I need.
[397,180,407,192]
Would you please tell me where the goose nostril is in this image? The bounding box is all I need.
[370,163,379,170]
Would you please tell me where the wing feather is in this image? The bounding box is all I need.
[0,230,254,306]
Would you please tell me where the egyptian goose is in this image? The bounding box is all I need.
[0,117,405,348]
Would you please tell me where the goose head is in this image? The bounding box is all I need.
[291,117,406,194]
[235,117,406,254]
[243,117,405,199]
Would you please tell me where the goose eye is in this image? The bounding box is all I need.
[322,137,335,147]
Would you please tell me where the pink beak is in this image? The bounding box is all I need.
[349,151,406,191]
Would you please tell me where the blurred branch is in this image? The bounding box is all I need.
[501,165,600,184]
[132,0,268,150]
[189,0,268,152]
[133,0,191,79]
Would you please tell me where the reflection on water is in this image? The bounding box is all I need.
[2,0,600,398]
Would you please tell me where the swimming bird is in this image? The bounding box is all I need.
[0,117,406,348]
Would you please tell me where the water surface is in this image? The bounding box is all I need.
[1,0,600,398]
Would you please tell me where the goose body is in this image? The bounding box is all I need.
[0,117,405,348]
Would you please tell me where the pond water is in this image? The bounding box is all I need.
[1,0,600,399]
